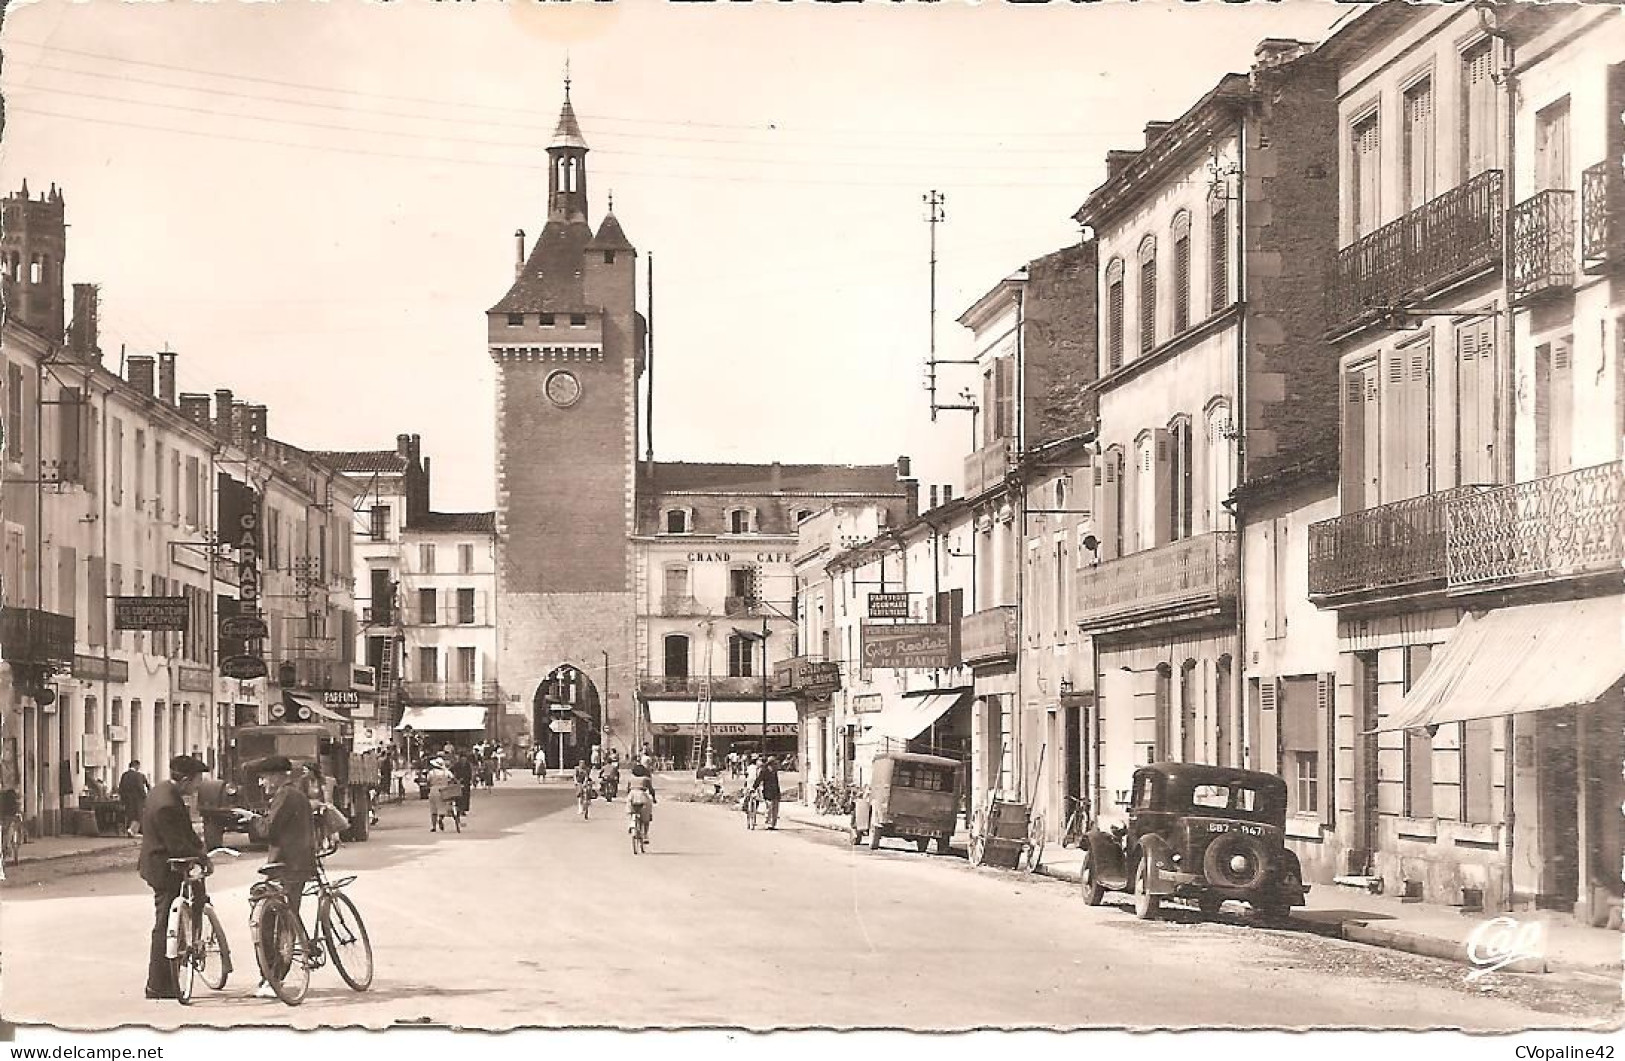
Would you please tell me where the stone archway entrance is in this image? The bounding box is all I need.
[532,664,602,770]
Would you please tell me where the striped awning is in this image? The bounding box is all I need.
[1377,595,1625,731]
[396,704,488,732]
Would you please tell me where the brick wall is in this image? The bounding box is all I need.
[1242,56,1341,481]
[1022,242,1100,447]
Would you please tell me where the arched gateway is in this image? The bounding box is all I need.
[532,664,602,769]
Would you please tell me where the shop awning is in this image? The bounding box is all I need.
[862,688,971,742]
[1377,596,1625,732]
[285,691,347,723]
[396,704,488,732]
[646,699,798,736]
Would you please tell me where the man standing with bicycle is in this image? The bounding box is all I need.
[235,755,317,999]
[136,755,208,1000]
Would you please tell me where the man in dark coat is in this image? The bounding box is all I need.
[119,761,150,838]
[751,756,783,830]
[236,755,317,998]
[137,755,208,999]
[451,752,475,818]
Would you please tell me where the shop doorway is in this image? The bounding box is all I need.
[1537,708,1580,909]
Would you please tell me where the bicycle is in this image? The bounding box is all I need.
[628,802,649,854]
[577,782,594,820]
[165,848,238,1004]
[1059,795,1090,849]
[742,789,761,830]
[248,850,374,1006]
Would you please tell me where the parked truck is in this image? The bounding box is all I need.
[224,715,379,842]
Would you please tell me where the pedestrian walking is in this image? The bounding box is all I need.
[451,751,475,817]
[118,760,150,838]
[426,757,456,831]
[136,755,209,1000]
[533,745,548,782]
[590,745,603,771]
[755,756,783,829]
[494,745,508,781]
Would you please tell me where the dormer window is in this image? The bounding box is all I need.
[664,508,691,534]
[727,508,755,534]
[506,313,524,327]
[795,508,813,524]
[539,313,556,326]
[570,314,587,328]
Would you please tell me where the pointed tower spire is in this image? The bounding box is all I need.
[547,71,589,221]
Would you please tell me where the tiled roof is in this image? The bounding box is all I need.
[644,461,903,497]
[489,219,593,314]
[310,450,409,474]
[588,212,633,250]
[411,511,496,534]
[552,97,588,151]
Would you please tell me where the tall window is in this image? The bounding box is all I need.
[1153,664,1172,762]
[728,508,753,534]
[983,356,1016,443]
[664,508,690,534]
[1281,676,1322,815]
[458,543,475,574]
[1171,214,1192,334]
[418,587,437,625]
[1402,78,1435,211]
[728,566,756,604]
[1209,203,1229,311]
[1534,98,1571,192]
[1380,338,1434,502]
[663,565,690,601]
[419,543,436,573]
[1205,403,1235,531]
[1461,40,1497,180]
[1351,111,1382,238]
[1342,362,1381,512]
[370,568,393,625]
[727,634,756,678]
[417,647,439,683]
[1168,417,1194,542]
[1105,259,1125,372]
[457,588,476,624]
[1455,316,1498,484]
[664,634,690,679]
[1137,237,1157,354]
[1534,337,1574,477]
[456,647,477,683]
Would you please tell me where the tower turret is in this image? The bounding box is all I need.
[1,181,67,343]
[547,71,589,223]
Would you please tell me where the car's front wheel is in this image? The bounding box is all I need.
[1079,850,1106,907]
[1132,858,1160,920]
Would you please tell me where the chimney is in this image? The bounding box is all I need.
[231,402,249,446]
[1143,122,1175,149]
[396,433,413,459]
[896,455,911,480]
[213,389,234,439]
[247,405,268,441]
[157,350,177,405]
[178,393,212,430]
[514,229,526,279]
[126,355,156,398]
[1254,38,1314,70]
[410,434,422,465]
[1105,150,1141,180]
[942,483,953,503]
[412,456,432,521]
[68,284,99,360]
[929,485,939,509]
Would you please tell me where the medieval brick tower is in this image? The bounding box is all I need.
[1,181,68,344]
[489,82,643,759]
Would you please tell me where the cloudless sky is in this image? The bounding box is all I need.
[0,0,1347,511]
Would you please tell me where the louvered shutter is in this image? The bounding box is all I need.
[1551,338,1572,475]
[1380,352,1407,499]
[1100,455,1121,560]
[1455,318,1497,484]
[1125,441,1144,553]
[1535,343,1553,478]
[1464,43,1496,179]
[1341,371,1366,512]
[998,356,1017,443]
[1258,678,1279,775]
[1318,673,1337,826]
[1173,235,1191,333]
[1152,428,1173,547]
[1209,207,1229,312]
[1404,80,1434,209]
[1108,280,1125,371]
[1354,115,1382,238]
[1139,256,1157,354]
[57,386,82,484]
[1407,342,1433,496]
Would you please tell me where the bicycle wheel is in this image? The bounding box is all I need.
[254,900,311,1006]
[199,904,231,991]
[321,892,374,992]
[745,800,757,830]
[171,901,197,1005]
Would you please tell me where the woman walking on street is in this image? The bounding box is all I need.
[427,757,455,831]
[533,745,548,783]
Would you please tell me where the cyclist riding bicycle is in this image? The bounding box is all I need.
[625,761,657,846]
[573,761,595,817]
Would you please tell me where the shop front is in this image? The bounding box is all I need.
[396,703,489,762]
[644,699,799,770]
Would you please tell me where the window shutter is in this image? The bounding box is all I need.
[1108,281,1125,371]
[1210,207,1229,312]
[57,387,82,483]
[1341,371,1366,512]
[1152,427,1173,547]
[1099,455,1121,560]
[998,356,1017,442]
[1257,678,1279,775]
[1318,672,1336,826]
[1551,338,1572,475]
[1455,318,1497,484]
[1534,343,1552,478]
[1126,441,1145,553]
[1139,256,1157,354]
[1407,342,1433,496]
[1173,235,1191,333]
[1380,352,1406,499]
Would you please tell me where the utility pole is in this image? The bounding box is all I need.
[923,190,977,425]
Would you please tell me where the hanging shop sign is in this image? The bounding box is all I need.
[860,623,953,670]
[113,596,190,631]
[220,615,269,642]
[221,655,268,681]
[867,592,911,619]
[218,474,265,678]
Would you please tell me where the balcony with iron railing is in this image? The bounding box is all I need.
[960,605,1018,664]
[964,437,1015,498]
[1326,170,1504,335]
[1447,461,1625,593]
[1510,189,1575,304]
[1073,531,1238,631]
[1581,161,1623,273]
[0,606,76,666]
[637,674,766,698]
[401,679,503,704]
[1307,486,1490,606]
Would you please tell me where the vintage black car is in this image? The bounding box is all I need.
[1080,763,1308,922]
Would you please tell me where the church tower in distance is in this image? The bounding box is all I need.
[488,79,644,756]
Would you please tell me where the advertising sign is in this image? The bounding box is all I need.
[549,719,575,734]
[220,615,269,642]
[860,623,953,670]
[773,656,842,696]
[221,655,268,681]
[113,596,189,631]
[867,592,911,619]
[321,689,361,709]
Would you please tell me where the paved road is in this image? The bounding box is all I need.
[1,780,1613,1031]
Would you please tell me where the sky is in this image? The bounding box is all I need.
[0,0,1349,512]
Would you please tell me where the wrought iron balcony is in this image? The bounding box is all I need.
[638,674,766,698]
[1511,189,1575,304]
[401,680,503,704]
[0,606,75,666]
[1073,531,1237,630]
[960,605,1018,664]
[1307,487,1489,605]
[964,438,1015,498]
[1326,170,1504,334]
[1581,161,1622,273]
[1447,461,1625,591]
[659,594,704,617]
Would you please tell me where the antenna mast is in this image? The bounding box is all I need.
[923,189,977,422]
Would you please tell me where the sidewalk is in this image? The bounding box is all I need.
[769,798,1622,979]
[8,830,137,866]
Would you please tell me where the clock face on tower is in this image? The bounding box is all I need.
[544,369,582,408]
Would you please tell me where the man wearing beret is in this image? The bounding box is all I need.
[234,755,317,998]
[137,755,209,1000]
